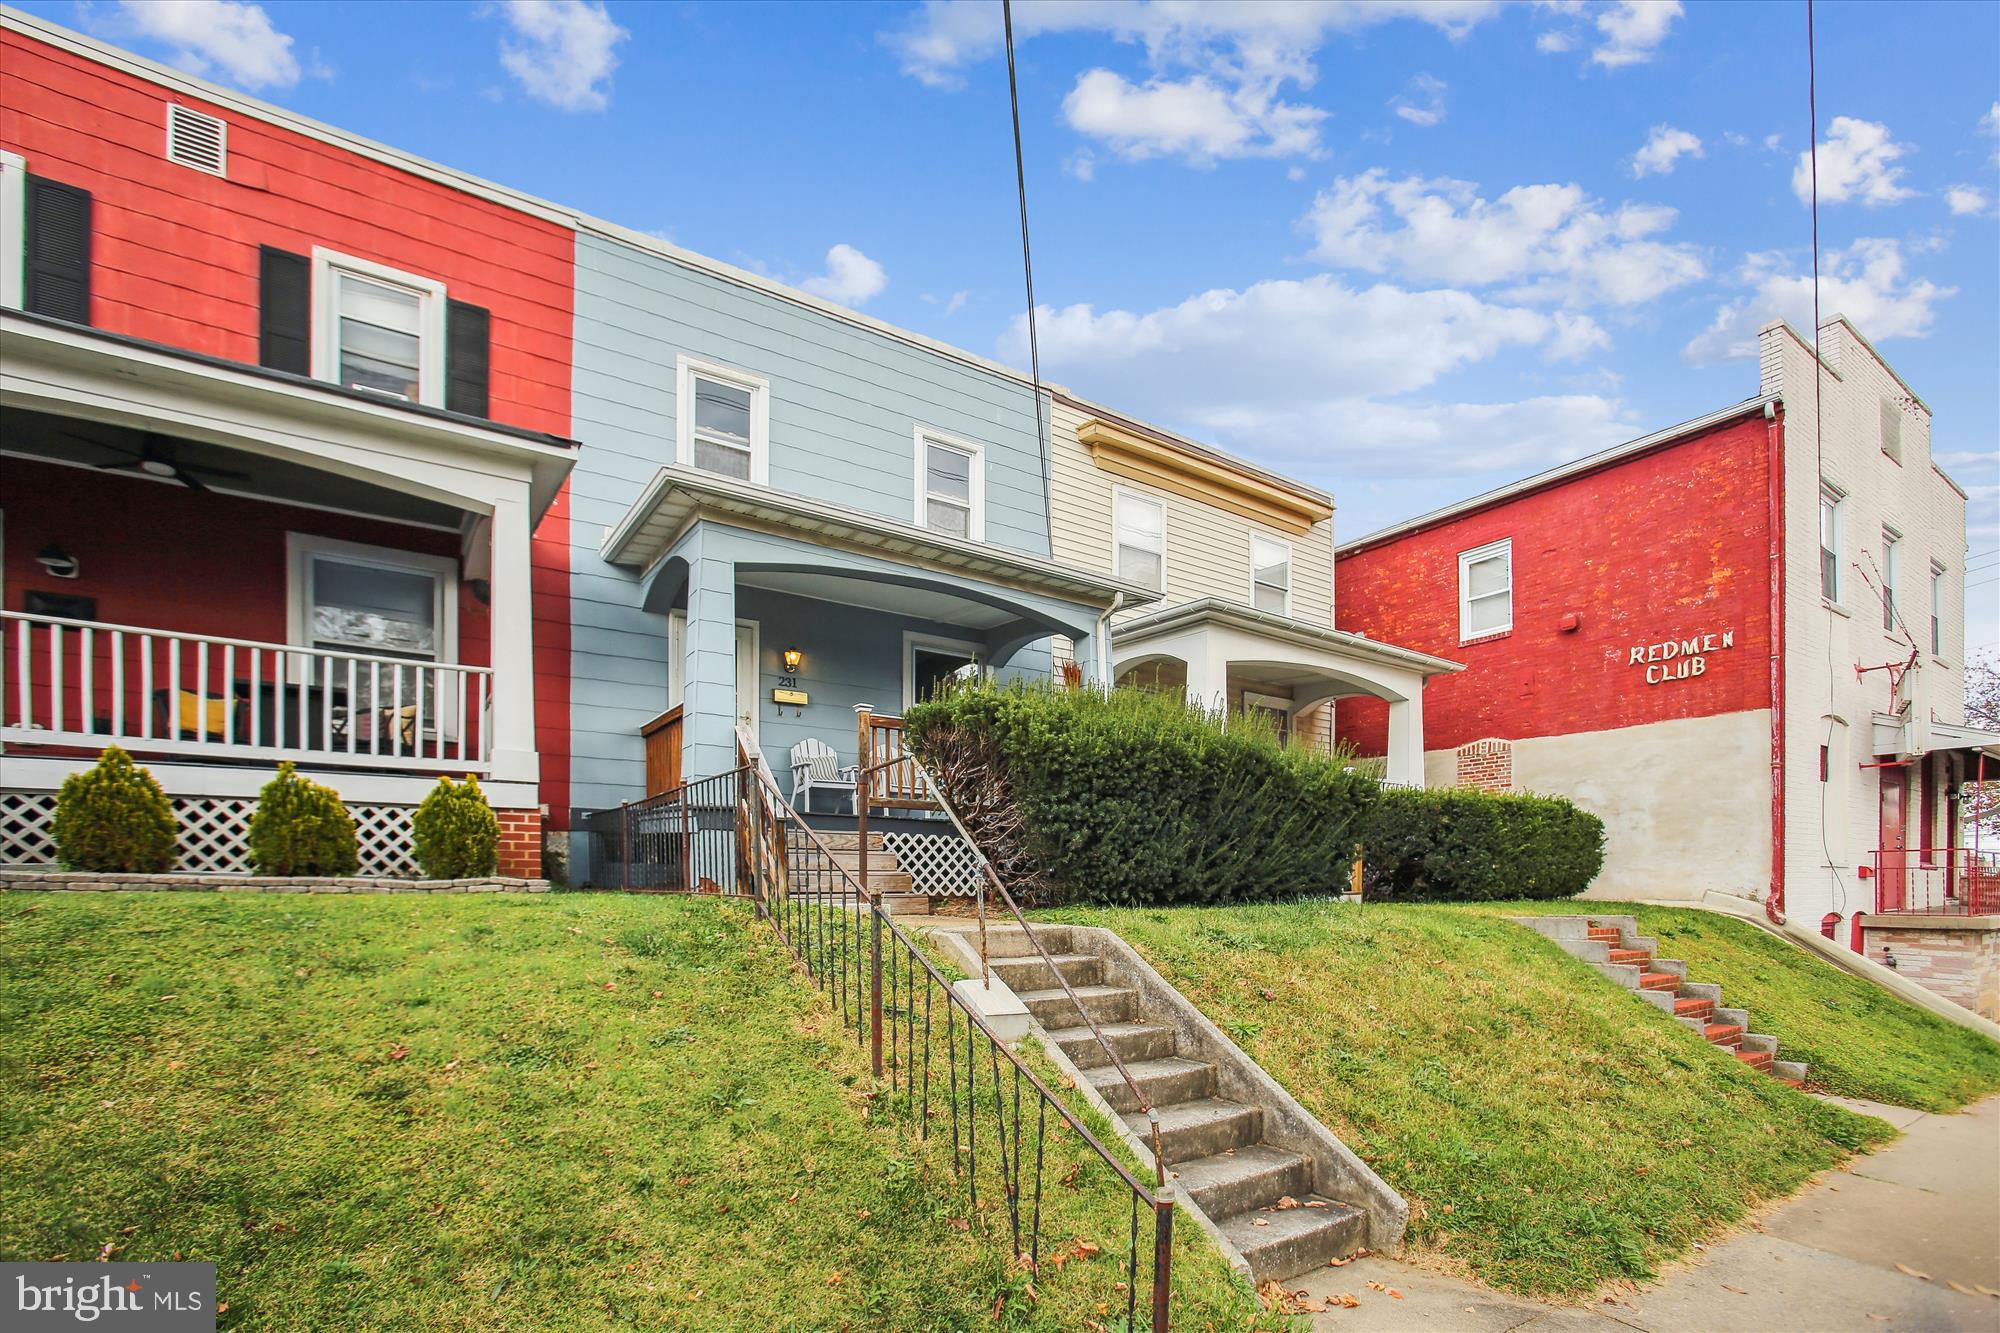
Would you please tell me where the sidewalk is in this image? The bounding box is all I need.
[1295,1094,1999,1332]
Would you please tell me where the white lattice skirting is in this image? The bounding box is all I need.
[1,790,417,877]
[883,830,986,896]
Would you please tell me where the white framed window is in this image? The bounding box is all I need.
[1113,487,1167,593]
[1819,484,1844,603]
[311,248,447,407]
[1457,538,1512,640]
[1880,397,1903,464]
[904,632,984,709]
[0,149,25,312]
[1881,527,1901,632]
[1250,534,1291,617]
[1242,690,1293,742]
[913,427,985,540]
[1929,561,1945,658]
[676,354,769,485]
[286,533,460,729]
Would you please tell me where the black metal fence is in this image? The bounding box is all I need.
[576,767,750,893]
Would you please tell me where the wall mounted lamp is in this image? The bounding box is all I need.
[36,544,80,580]
[782,647,803,673]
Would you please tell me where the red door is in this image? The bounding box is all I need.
[1878,768,1909,911]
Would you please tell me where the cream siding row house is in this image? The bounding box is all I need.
[1045,393,1459,788]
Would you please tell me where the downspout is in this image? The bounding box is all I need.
[1766,399,1788,927]
[1094,592,1123,690]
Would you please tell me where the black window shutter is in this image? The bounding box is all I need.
[23,174,91,325]
[257,246,311,375]
[445,299,491,417]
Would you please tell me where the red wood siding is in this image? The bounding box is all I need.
[1336,412,1774,755]
[1,30,577,825]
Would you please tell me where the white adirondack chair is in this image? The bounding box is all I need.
[790,737,858,814]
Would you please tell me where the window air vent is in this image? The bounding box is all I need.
[166,105,227,177]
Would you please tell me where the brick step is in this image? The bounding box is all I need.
[1780,1077,1806,1089]
[1638,971,1680,991]
[1169,1143,1313,1219]
[1086,1056,1216,1114]
[1045,1021,1179,1070]
[1126,1097,1263,1164]
[1586,926,1623,941]
[1737,1049,1774,1073]
[1217,1196,1370,1283]
[1704,1023,1745,1048]
[1608,948,1652,965]
[1673,997,1714,1019]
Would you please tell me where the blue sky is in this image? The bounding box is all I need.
[32,0,2000,653]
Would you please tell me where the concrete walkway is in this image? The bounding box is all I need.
[1294,1094,1999,1332]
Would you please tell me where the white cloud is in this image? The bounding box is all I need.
[1230,394,1634,480]
[1535,30,1575,53]
[944,290,970,317]
[494,0,627,112]
[1683,238,1955,364]
[1548,310,1612,360]
[889,1,1498,165]
[1946,185,1990,217]
[1592,0,1682,68]
[1303,169,1705,306]
[1631,124,1703,177]
[1389,74,1448,128]
[1982,101,2000,164]
[1065,149,1097,182]
[1063,68,1323,163]
[112,0,300,89]
[800,244,888,307]
[1794,117,1916,207]
[1763,132,1783,152]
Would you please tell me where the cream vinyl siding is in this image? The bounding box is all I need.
[1048,398,1336,628]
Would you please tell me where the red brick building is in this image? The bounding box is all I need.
[2,13,578,877]
[1336,320,1996,1015]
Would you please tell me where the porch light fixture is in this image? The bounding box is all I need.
[782,647,803,673]
[35,544,80,580]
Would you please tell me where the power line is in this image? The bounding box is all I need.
[1001,0,1054,554]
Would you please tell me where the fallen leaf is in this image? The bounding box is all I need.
[1389,1288,1403,1300]
[651,991,663,999]
[784,1191,798,1205]
[1896,1263,1931,1282]
[388,1045,409,1061]
[304,1048,319,1057]
[1276,1196,1299,1210]
[166,1060,185,1071]
[1947,1281,1979,1296]
[1336,1292,1360,1308]
[1367,1281,1386,1292]
[856,1209,870,1220]
[1073,1241,1100,1259]
[216,1304,227,1315]
[1722,1284,1746,1295]
[1304,1200,1328,1209]
[826,1271,843,1286]
[1251,1218,1269,1227]
[1327,1256,1353,1267]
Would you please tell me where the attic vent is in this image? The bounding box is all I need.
[165,104,226,177]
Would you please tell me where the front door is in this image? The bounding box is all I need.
[1878,767,1909,911]
[735,621,759,741]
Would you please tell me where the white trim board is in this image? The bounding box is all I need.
[902,631,984,710]
[912,424,987,543]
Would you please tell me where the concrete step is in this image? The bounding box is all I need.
[1018,983,1135,1027]
[1086,1056,1214,1113]
[1045,1020,1179,1069]
[1127,1097,1263,1164]
[986,951,1103,991]
[1773,1058,1810,1083]
[978,925,1074,959]
[1169,1143,1313,1219]
[1217,1196,1370,1283]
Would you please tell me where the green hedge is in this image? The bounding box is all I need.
[1358,786,1605,902]
[247,762,359,876]
[904,682,1378,907]
[412,777,500,879]
[52,746,176,873]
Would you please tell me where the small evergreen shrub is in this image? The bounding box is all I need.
[247,762,359,876]
[1358,786,1606,902]
[905,681,1378,907]
[411,776,500,879]
[51,746,178,872]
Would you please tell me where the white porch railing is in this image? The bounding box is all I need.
[2,612,490,773]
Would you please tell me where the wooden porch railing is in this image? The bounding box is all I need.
[640,705,684,797]
[854,706,935,810]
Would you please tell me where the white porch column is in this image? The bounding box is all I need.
[486,483,539,785]
[1384,691,1427,788]
[1182,634,1230,719]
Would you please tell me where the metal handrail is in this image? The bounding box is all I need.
[851,748,1168,1190]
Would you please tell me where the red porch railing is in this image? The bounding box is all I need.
[1868,847,2000,917]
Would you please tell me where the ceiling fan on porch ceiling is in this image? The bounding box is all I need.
[66,431,252,494]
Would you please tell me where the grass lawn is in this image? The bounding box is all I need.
[0,892,1270,1331]
[1041,900,1895,1298]
[1467,901,2000,1113]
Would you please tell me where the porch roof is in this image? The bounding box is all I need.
[1,311,579,520]
[602,465,1162,612]
[1113,598,1464,677]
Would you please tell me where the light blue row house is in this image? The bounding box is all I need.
[566,225,1152,831]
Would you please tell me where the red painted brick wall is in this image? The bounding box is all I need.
[1,29,576,827]
[496,808,544,880]
[1338,411,1773,755]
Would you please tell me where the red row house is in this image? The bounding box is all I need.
[1,14,577,877]
[1336,319,1996,1018]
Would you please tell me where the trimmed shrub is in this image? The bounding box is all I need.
[247,762,359,876]
[51,746,177,873]
[411,776,500,879]
[905,682,1378,907]
[1358,786,1605,902]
